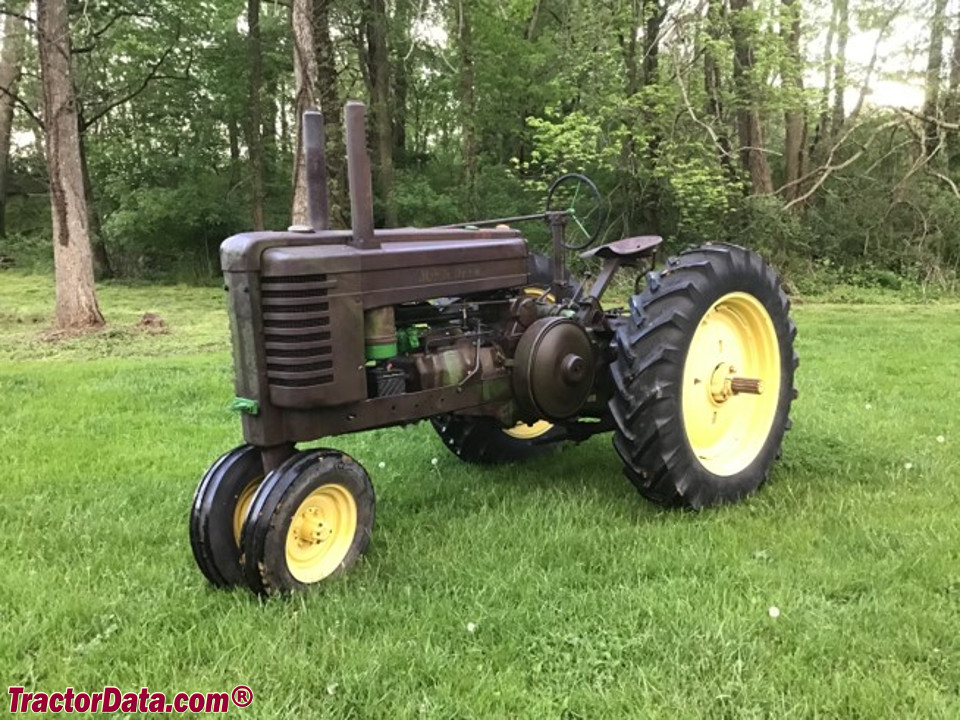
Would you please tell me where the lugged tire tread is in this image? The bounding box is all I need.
[609,243,797,509]
[430,414,564,465]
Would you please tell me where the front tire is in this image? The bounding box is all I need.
[239,449,375,595]
[190,445,264,588]
[610,244,797,508]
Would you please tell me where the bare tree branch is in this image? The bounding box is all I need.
[0,9,34,26]
[928,169,960,199]
[847,1,906,123]
[782,120,900,211]
[72,11,155,54]
[899,106,960,131]
[0,84,43,129]
[79,39,188,132]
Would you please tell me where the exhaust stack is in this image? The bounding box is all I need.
[345,101,379,249]
[302,110,330,232]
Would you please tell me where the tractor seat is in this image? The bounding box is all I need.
[581,235,662,261]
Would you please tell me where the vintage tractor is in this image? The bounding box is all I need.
[190,101,797,595]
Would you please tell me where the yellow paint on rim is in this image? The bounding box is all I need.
[285,484,357,584]
[503,419,555,440]
[522,287,556,303]
[503,286,558,442]
[232,478,263,546]
[681,292,781,477]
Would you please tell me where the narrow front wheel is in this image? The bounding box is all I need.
[239,450,375,595]
[189,445,264,588]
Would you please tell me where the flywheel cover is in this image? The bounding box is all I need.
[513,317,595,420]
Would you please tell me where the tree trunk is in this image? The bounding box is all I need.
[366,0,396,226]
[78,121,113,278]
[456,0,477,215]
[830,0,849,137]
[945,14,960,169]
[37,0,104,329]
[0,9,26,238]
[279,76,290,158]
[704,0,737,181]
[781,0,806,202]
[262,72,278,179]
[247,0,266,230]
[291,0,317,226]
[622,0,640,98]
[809,1,835,159]
[730,0,774,195]
[391,0,412,160]
[393,56,408,160]
[315,0,346,226]
[923,0,949,158]
[642,0,667,86]
[228,117,242,186]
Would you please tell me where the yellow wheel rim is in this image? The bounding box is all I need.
[681,292,781,477]
[522,287,556,302]
[504,286,557,442]
[285,484,357,584]
[504,420,555,440]
[232,478,262,546]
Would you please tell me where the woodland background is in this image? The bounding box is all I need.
[1,0,960,296]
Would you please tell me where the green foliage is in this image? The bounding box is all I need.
[102,172,246,281]
[0,231,52,273]
[393,168,460,227]
[730,195,815,269]
[2,0,959,292]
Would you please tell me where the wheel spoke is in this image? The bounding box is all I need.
[572,213,590,240]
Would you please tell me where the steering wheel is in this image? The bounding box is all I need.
[545,173,605,251]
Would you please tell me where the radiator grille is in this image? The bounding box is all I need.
[261,275,335,388]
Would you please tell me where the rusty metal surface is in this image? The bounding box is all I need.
[581,235,662,260]
[363,306,397,348]
[260,237,528,309]
[303,110,330,232]
[264,378,513,444]
[221,227,523,273]
[512,317,595,420]
[260,272,367,409]
[345,101,378,249]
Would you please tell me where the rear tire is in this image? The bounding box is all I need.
[610,243,797,508]
[431,415,564,465]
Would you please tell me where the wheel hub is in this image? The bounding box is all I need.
[708,363,735,404]
[709,363,764,404]
[285,484,358,584]
[292,507,335,545]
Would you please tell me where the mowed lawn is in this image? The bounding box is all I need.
[1,274,958,719]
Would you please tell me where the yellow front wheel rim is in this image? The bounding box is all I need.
[504,420,555,440]
[682,292,781,477]
[285,484,357,584]
[232,478,262,546]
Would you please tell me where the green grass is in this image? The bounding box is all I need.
[1,273,958,718]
